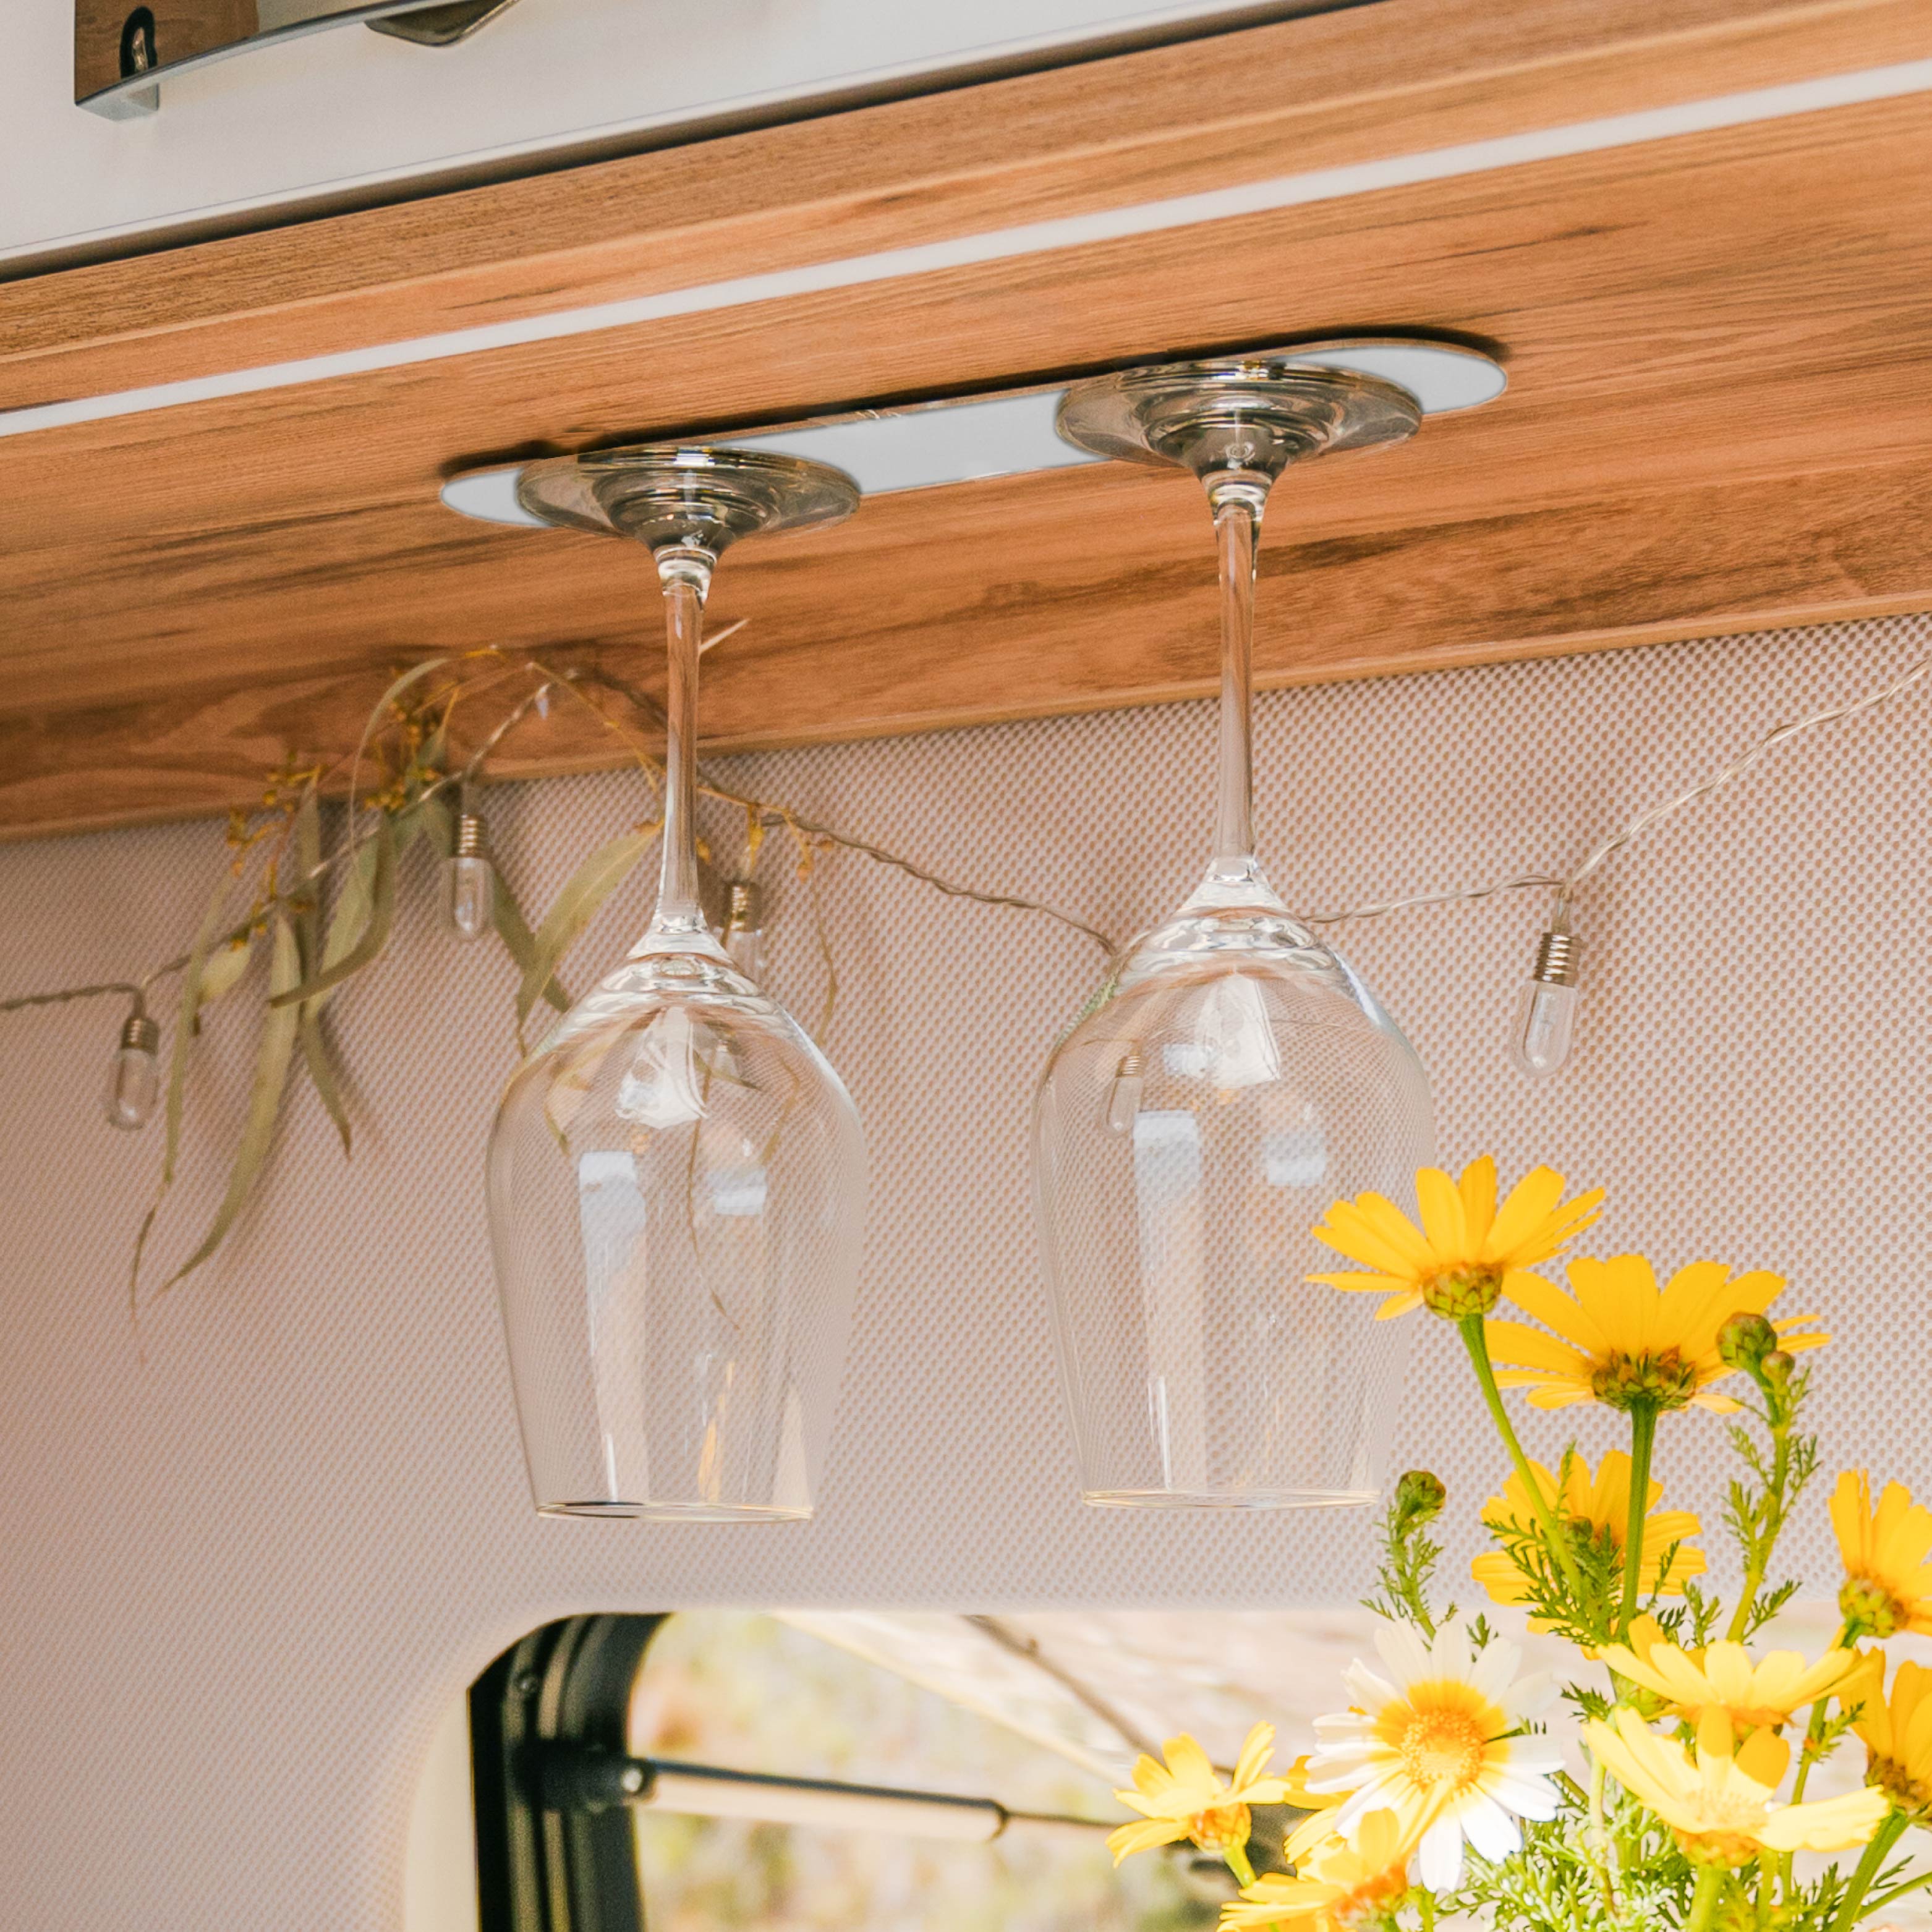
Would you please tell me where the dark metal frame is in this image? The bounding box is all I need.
[470,1614,668,1932]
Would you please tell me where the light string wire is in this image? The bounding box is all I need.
[1300,640,1932,930]
[4,632,1928,1024]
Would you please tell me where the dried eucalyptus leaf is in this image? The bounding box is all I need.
[132,860,244,1304]
[516,823,657,1028]
[346,658,453,803]
[161,916,302,1292]
[300,1016,352,1158]
[292,790,351,1155]
[271,813,397,1010]
[413,791,455,860]
[491,877,570,1016]
[195,933,255,1009]
[305,828,378,1019]
[293,789,325,973]
[164,866,246,1188]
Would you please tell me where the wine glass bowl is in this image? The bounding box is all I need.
[1034,355,1437,1509]
[1035,903,1431,1506]
[487,446,867,1521]
[490,945,864,1519]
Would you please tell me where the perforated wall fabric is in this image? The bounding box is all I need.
[2,612,1930,1930]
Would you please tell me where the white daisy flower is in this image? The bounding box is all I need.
[1305,1617,1564,1891]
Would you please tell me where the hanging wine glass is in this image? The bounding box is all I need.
[487,448,866,1520]
[1034,357,1436,1509]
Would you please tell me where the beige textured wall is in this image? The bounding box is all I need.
[1,613,1928,1929]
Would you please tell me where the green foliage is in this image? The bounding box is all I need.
[160,915,304,1292]
[1451,1790,1696,1932]
[514,822,660,1034]
[1722,1364,1820,1643]
[1653,1578,1725,1649]
[1365,1470,1450,1636]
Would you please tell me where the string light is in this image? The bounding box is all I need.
[448,807,495,942]
[1511,908,1581,1079]
[1,637,1925,1103]
[103,1001,161,1130]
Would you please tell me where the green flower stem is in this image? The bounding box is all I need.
[1858,1865,1932,1915]
[1726,1402,1792,1645]
[1587,1754,1620,1920]
[1223,1840,1258,1890]
[1458,1312,1590,1614]
[1617,1398,1659,1638]
[1825,1809,1907,1932]
[1683,1865,1726,1932]
[1777,1653,1850,1905]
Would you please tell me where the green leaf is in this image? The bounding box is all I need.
[163,866,246,1188]
[299,1018,352,1158]
[132,859,246,1306]
[161,916,303,1292]
[516,824,657,1029]
[303,822,377,1019]
[291,789,351,1157]
[491,875,571,1016]
[411,790,455,860]
[196,932,255,1010]
[344,658,453,812]
[292,788,325,973]
[270,812,396,1009]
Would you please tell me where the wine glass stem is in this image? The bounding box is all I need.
[650,557,711,938]
[1211,488,1262,873]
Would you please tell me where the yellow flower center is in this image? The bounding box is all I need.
[1867,1753,1932,1816]
[1588,1348,1700,1413]
[1338,1865,1411,1919]
[1187,1802,1251,1852]
[1420,1264,1504,1319]
[1677,1792,1772,1869]
[1395,1708,1487,1791]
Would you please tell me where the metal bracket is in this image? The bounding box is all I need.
[75,0,524,119]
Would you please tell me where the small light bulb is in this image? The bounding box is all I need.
[448,811,494,943]
[1511,926,1580,1079]
[1104,1047,1145,1133]
[104,1010,160,1130]
[723,879,765,983]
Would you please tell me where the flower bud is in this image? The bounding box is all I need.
[1717,1311,1779,1373]
[1760,1349,1795,1387]
[1394,1470,1447,1526]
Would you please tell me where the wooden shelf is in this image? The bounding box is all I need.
[4,0,1931,838]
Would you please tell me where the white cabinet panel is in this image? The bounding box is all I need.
[4,0,1308,266]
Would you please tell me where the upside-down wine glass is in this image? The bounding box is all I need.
[1033,358,1437,1508]
[487,448,867,1518]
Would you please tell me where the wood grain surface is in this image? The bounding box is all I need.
[5,0,1932,838]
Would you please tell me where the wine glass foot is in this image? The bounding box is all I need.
[512,445,861,556]
[1056,354,1422,489]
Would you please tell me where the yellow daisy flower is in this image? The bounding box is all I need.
[1308,1155,1604,1322]
[1107,1723,1288,1865]
[1587,1708,1887,1868]
[1596,1620,1857,1735]
[1279,1753,1345,1815]
[1847,1649,1932,1816]
[1305,1618,1562,1890]
[1219,1810,1413,1932]
[1471,1452,1704,1621]
[1832,1472,1932,1638]
[1483,1255,1828,1413]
